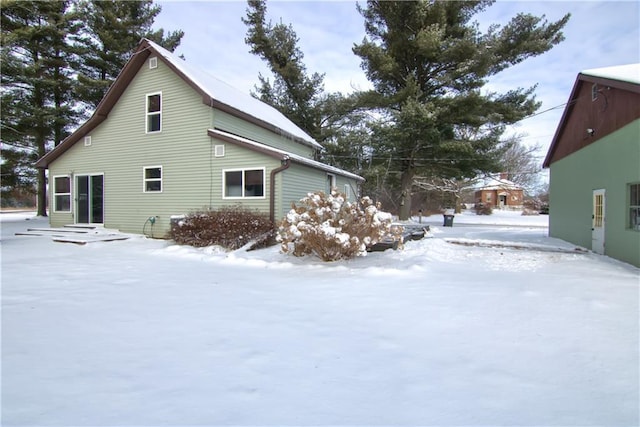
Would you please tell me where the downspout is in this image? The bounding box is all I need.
[269,156,290,225]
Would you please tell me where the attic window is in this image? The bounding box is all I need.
[591,84,598,101]
[214,145,225,157]
[84,136,92,146]
[149,57,158,69]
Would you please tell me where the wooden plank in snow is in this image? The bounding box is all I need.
[52,235,130,244]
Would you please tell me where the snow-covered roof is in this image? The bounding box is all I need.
[145,39,322,150]
[475,175,522,191]
[209,128,364,182]
[581,63,640,85]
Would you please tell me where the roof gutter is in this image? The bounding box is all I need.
[269,156,290,225]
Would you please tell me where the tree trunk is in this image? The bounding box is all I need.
[398,167,415,220]
[37,168,47,217]
[454,192,462,214]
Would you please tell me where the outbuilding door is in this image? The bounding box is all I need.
[76,174,104,224]
[591,189,605,254]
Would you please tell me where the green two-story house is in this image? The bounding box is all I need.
[543,64,640,267]
[36,39,363,237]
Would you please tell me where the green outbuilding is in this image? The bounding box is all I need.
[544,64,640,267]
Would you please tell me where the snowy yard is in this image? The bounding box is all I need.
[1,210,638,426]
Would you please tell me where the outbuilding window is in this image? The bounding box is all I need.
[53,176,71,212]
[223,168,264,198]
[630,183,640,231]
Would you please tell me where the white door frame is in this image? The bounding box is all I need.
[592,189,605,254]
[75,173,104,225]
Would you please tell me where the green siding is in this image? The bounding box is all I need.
[334,175,359,201]
[48,59,277,236]
[276,163,360,223]
[47,56,356,237]
[549,120,640,267]
[213,110,315,158]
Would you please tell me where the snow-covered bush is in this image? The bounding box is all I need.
[169,206,274,250]
[278,190,394,261]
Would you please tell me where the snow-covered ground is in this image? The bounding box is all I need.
[2,210,638,426]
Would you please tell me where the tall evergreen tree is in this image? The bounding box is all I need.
[353,0,570,219]
[242,0,325,142]
[1,0,81,215]
[75,0,184,112]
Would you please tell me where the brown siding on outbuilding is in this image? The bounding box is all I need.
[544,75,640,167]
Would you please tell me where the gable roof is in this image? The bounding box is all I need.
[543,63,640,168]
[475,175,522,191]
[208,128,364,182]
[36,38,321,168]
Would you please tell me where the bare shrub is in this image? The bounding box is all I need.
[521,208,540,216]
[169,206,274,250]
[278,190,393,261]
[474,202,493,215]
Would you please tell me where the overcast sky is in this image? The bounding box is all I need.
[153,1,639,160]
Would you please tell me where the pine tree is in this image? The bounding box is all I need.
[75,0,184,112]
[353,0,570,219]
[1,0,81,215]
[242,0,325,142]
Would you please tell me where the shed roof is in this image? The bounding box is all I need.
[581,63,640,85]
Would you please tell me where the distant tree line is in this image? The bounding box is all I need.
[1,0,183,214]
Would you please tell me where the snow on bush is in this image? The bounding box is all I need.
[278,190,393,261]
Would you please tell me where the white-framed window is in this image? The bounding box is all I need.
[84,136,92,146]
[344,184,351,199]
[223,168,265,198]
[629,183,640,231]
[53,175,71,212]
[143,166,162,193]
[146,92,162,133]
[214,145,225,157]
[149,57,158,69]
[591,84,598,101]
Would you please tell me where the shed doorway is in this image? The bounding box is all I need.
[592,189,605,254]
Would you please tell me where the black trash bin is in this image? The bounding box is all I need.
[443,214,454,227]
